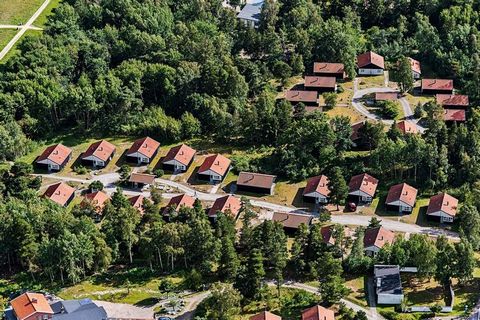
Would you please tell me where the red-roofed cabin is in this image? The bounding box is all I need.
[421,79,453,95]
[126,137,160,164]
[43,182,76,207]
[81,140,116,168]
[303,175,330,204]
[163,194,195,216]
[357,51,385,76]
[375,92,398,102]
[36,144,72,172]
[10,292,54,320]
[197,154,231,183]
[348,173,378,203]
[285,90,318,107]
[304,76,337,92]
[129,195,148,214]
[385,183,418,213]
[301,305,335,320]
[408,57,421,79]
[436,94,469,108]
[364,226,395,256]
[396,120,418,135]
[250,311,282,320]
[426,193,458,223]
[82,191,110,218]
[350,121,365,147]
[236,172,277,195]
[444,109,466,123]
[208,195,242,219]
[272,212,313,233]
[313,62,346,79]
[162,144,196,173]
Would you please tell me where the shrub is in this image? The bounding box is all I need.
[378,100,399,119]
[74,165,88,174]
[154,169,164,177]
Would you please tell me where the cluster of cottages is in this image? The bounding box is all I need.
[250,305,334,320]
[4,292,108,320]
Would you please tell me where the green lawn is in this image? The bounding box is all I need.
[0,0,45,24]
[0,29,17,49]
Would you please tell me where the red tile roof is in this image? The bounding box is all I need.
[82,140,116,162]
[37,144,72,165]
[303,175,330,197]
[396,120,418,134]
[250,311,282,320]
[83,191,110,212]
[304,76,336,89]
[164,194,195,212]
[43,182,75,206]
[198,154,231,177]
[385,183,417,207]
[208,195,242,217]
[313,62,345,75]
[237,172,276,189]
[129,195,146,214]
[364,226,395,249]
[272,212,313,229]
[285,90,318,103]
[129,173,156,185]
[321,225,335,246]
[301,305,335,320]
[408,57,421,74]
[348,173,379,197]
[427,193,458,217]
[375,92,398,101]
[10,292,53,320]
[357,51,385,69]
[127,137,160,159]
[421,79,453,92]
[436,94,469,107]
[162,144,196,166]
[444,109,466,122]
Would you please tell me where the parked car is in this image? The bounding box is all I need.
[347,202,357,212]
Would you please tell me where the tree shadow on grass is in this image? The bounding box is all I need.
[134,297,159,307]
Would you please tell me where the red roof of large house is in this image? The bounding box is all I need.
[303,175,330,197]
[10,292,54,320]
[237,172,276,189]
[364,226,395,249]
[164,194,195,213]
[43,182,75,206]
[421,79,454,92]
[129,195,146,214]
[37,144,72,165]
[208,195,242,217]
[162,144,196,166]
[408,57,421,74]
[444,109,466,122]
[301,305,335,320]
[198,154,231,177]
[357,51,385,69]
[436,94,469,107]
[427,193,459,217]
[348,173,379,197]
[127,137,160,158]
[385,183,417,207]
[313,62,345,75]
[83,191,110,212]
[304,76,336,89]
[285,90,318,103]
[82,140,116,162]
[396,120,418,134]
[250,311,282,320]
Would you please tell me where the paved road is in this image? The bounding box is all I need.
[38,172,460,240]
[0,0,51,60]
[0,24,43,30]
[352,80,425,133]
[280,282,385,320]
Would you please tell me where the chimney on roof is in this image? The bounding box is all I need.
[56,190,61,195]
[380,236,384,240]
[180,150,184,155]
[215,160,219,165]
[144,143,148,148]
[32,298,38,303]
[99,146,103,151]
[53,150,58,155]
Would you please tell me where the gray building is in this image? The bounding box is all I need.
[51,299,107,320]
[374,265,404,305]
[237,1,264,28]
